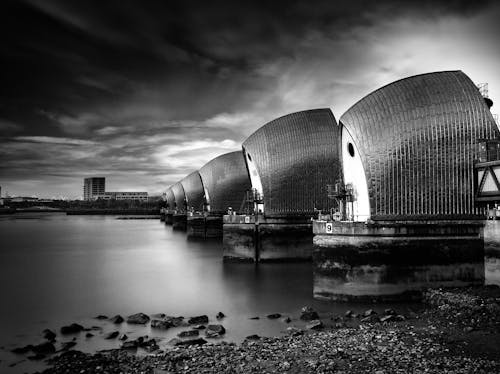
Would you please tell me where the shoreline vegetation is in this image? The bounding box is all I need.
[0,200,162,215]
[9,286,500,373]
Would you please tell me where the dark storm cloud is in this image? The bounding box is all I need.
[1,0,499,197]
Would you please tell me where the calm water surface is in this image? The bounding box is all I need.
[1,213,499,373]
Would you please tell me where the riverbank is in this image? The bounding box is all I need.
[66,209,159,215]
[37,286,500,373]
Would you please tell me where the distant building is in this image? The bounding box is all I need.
[94,191,148,201]
[83,177,105,201]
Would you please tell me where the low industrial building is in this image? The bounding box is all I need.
[93,191,148,201]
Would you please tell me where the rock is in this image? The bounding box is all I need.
[345,310,353,317]
[121,340,138,350]
[361,315,379,323]
[395,315,406,321]
[127,313,150,324]
[267,313,281,319]
[165,316,185,327]
[464,326,474,333]
[85,333,94,338]
[61,341,77,351]
[110,315,124,324]
[306,320,323,330]
[188,315,209,324]
[42,329,56,342]
[245,334,261,340]
[286,327,304,336]
[170,337,207,346]
[364,309,377,317]
[167,338,182,346]
[104,331,119,339]
[178,330,199,338]
[216,312,225,319]
[193,324,206,330]
[300,306,319,321]
[151,313,166,318]
[384,308,396,315]
[119,334,128,341]
[151,319,173,330]
[282,316,292,323]
[32,342,56,355]
[95,315,108,320]
[249,316,260,320]
[60,323,84,334]
[380,315,395,323]
[12,345,34,354]
[205,324,226,338]
[140,339,159,352]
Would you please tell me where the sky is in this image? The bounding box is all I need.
[1,0,500,199]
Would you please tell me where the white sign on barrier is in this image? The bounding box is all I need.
[245,216,250,223]
[325,222,333,233]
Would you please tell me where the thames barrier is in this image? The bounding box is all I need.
[161,70,499,300]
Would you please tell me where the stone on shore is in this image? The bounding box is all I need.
[151,313,166,318]
[43,329,56,342]
[169,337,207,346]
[267,313,281,319]
[178,330,199,338]
[300,306,319,321]
[127,313,150,324]
[188,315,209,324]
[165,316,185,327]
[205,324,226,338]
[110,315,124,324]
[364,309,377,317]
[61,341,77,351]
[151,319,172,330]
[216,312,225,319]
[60,323,84,334]
[95,315,108,320]
[306,320,323,330]
[104,331,119,339]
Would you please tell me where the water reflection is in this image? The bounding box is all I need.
[2,213,499,373]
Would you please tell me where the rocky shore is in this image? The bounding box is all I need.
[13,286,500,373]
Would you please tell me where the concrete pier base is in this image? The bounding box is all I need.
[165,212,173,225]
[172,213,187,231]
[223,215,313,262]
[312,220,485,301]
[187,215,224,239]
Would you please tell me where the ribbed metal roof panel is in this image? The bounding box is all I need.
[171,182,186,212]
[199,151,251,214]
[340,70,499,219]
[242,108,341,217]
[165,188,175,210]
[180,171,205,212]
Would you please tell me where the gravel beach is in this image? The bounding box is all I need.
[32,286,500,374]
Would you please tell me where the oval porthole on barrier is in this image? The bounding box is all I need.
[348,142,355,157]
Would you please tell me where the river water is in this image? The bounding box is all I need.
[1,213,499,373]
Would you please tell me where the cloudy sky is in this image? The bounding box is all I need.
[1,0,499,198]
